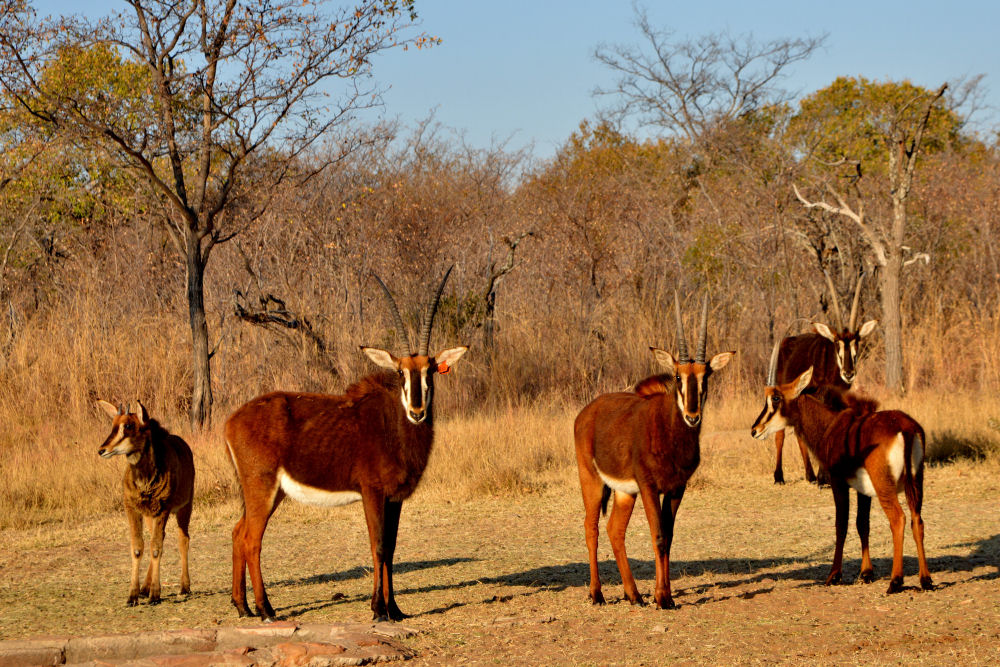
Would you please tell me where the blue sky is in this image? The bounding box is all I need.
[35,1,1000,158]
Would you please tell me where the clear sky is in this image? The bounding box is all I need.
[34,1,1000,158]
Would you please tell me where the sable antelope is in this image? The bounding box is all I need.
[751,338,932,593]
[225,268,467,622]
[575,293,733,609]
[97,400,194,606]
[772,272,878,484]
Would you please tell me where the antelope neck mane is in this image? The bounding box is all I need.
[807,386,879,415]
[344,370,401,400]
[634,374,673,397]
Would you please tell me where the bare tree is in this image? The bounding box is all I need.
[793,83,948,394]
[0,0,432,427]
[594,4,825,142]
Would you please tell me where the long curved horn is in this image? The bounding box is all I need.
[821,268,845,331]
[372,272,412,351]
[673,290,689,363]
[848,270,865,331]
[695,294,709,364]
[766,331,782,386]
[418,265,454,356]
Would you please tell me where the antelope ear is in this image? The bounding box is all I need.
[97,400,119,419]
[790,367,813,399]
[361,346,398,370]
[812,322,836,342]
[435,346,468,373]
[135,400,149,425]
[709,351,734,371]
[858,320,878,338]
[651,347,676,368]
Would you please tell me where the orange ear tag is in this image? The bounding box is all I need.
[438,362,450,375]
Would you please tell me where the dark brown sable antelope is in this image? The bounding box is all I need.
[97,400,194,606]
[772,273,878,484]
[751,338,932,593]
[225,268,468,622]
[575,293,734,609]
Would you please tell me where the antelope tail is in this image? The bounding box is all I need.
[600,485,612,517]
[902,427,926,514]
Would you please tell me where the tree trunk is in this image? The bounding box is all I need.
[879,252,905,395]
[186,234,213,430]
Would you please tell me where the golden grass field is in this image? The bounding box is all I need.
[1,389,999,664]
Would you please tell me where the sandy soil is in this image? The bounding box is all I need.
[2,436,998,665]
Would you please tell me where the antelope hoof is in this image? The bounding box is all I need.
[180,586,191,596]
[387,601,408,622]
[805,471,816,484]
[231,598,253,618]
[816,472,831,487]
[255,598,277,622]
[627,593,646,607]
[656,596,676,610]
[149,595,161,605]
[127,596,139,607]
[920,576,935,591]
[773,471,785,485]
[886,577,904,594]
[858,568,876,584]
[589,590,606,605]
[824,571,842,586]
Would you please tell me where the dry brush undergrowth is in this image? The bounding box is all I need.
[1,287,998,532]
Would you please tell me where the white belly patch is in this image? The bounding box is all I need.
[278,469,362,507]
[848,468,877,497]
[594,461,639,495]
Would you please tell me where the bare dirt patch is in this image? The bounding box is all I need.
[2,435,998,665]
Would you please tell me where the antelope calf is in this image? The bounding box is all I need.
[97,400,194,605]
[225,268,467,622]
[575,293,733,609]
[751,345,932,593]
[771,272,877,484]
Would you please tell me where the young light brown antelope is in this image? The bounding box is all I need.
[225,267,468,622]
[575,293,733,609]
[771,272,877,484]
[751,335,932,593]
[97,400,194,606]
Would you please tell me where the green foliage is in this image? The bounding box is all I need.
[789,76,961,170]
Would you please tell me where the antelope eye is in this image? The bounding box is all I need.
[771,395,780,405]
[674,375,681,383]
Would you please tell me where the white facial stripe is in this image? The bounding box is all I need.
[400,372,411,413]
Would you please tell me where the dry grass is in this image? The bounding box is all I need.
[1,278,998,531]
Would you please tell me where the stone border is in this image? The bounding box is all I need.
[0,621,418,666]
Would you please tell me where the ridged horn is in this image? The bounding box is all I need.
[848,270,865,331]
[821,268,845,331]
[766,331,782,387]
[418,265,453,357]
[695,294,709,364]
[372,272,412,351]
[673,290,689,363]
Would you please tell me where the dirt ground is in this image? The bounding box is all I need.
[2,433,999,665]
